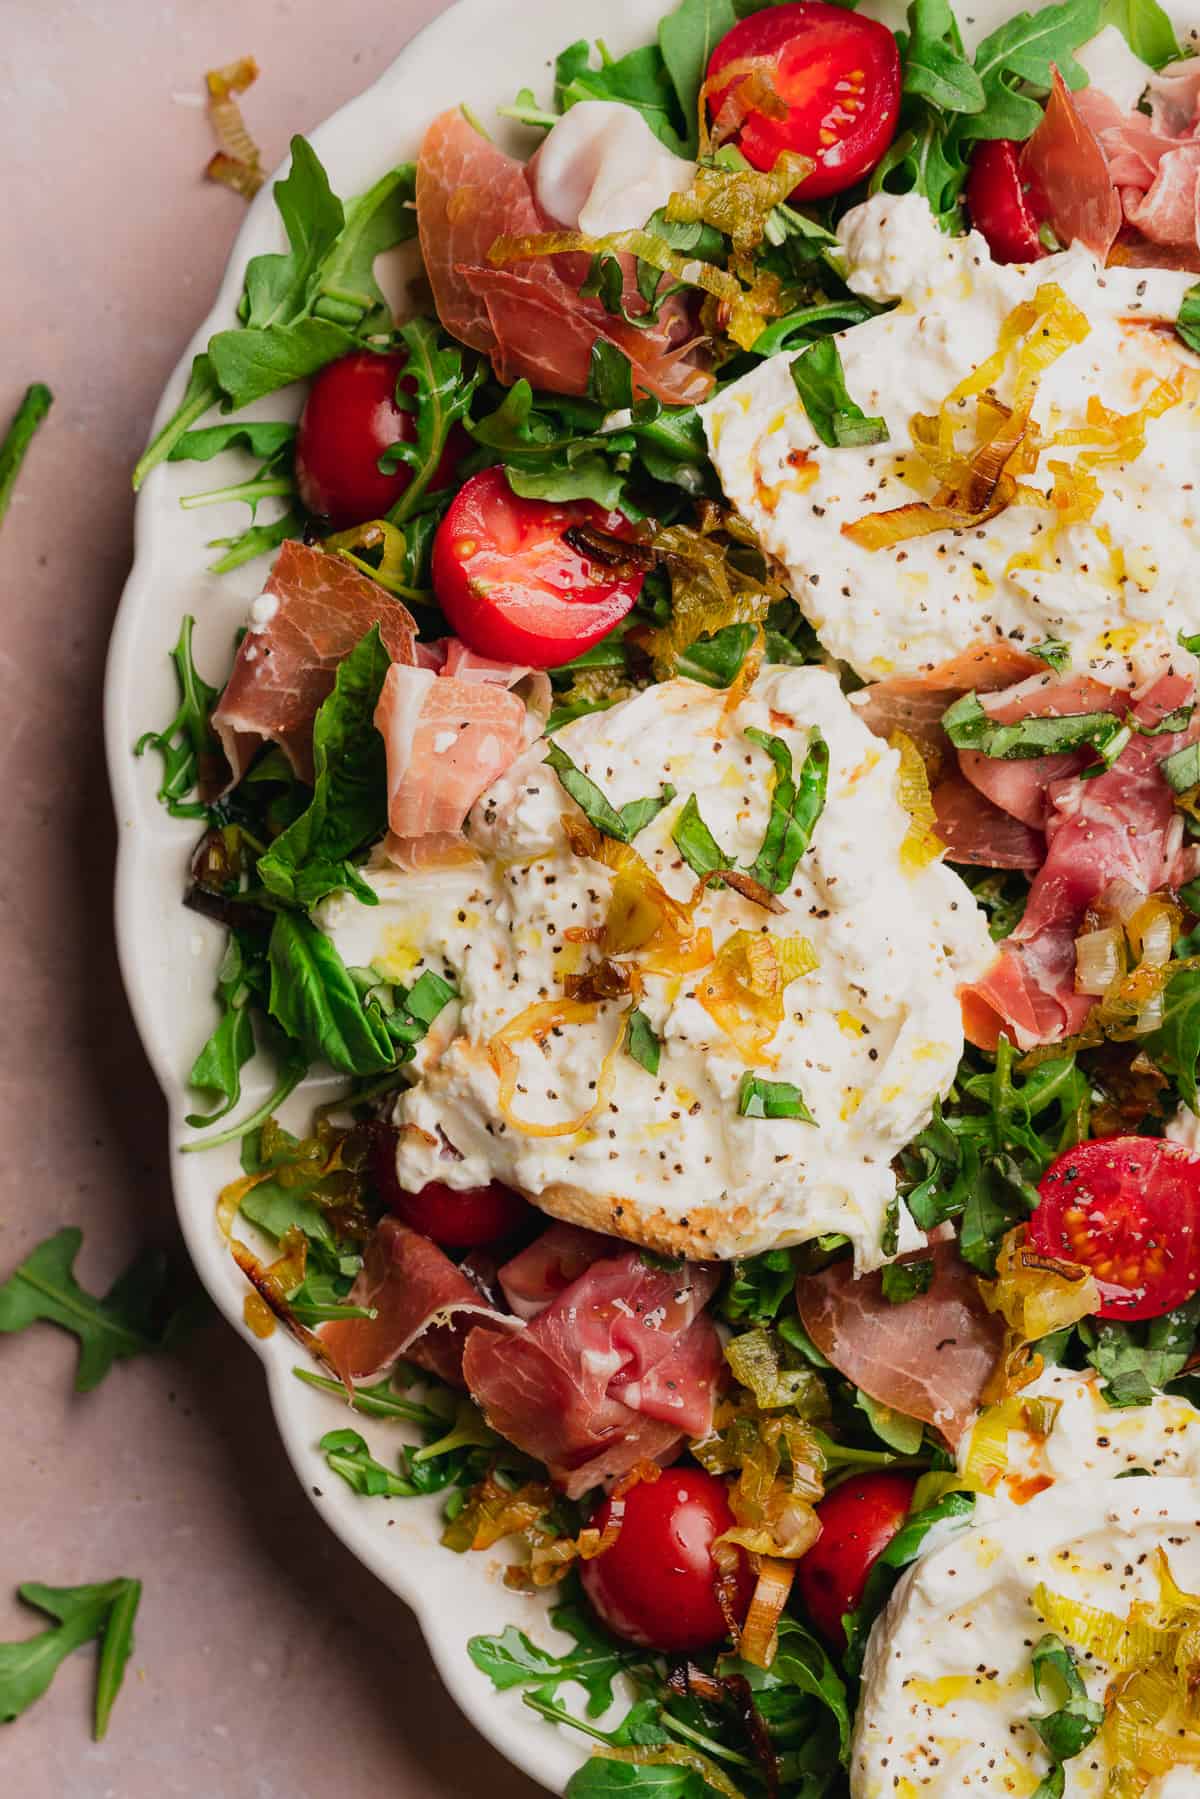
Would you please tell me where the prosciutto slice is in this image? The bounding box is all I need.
[497,1223,615,1321]
[957,672,1126,829]
[853,644,1042,763]
[374,664,527,842]
[1020,70,1121,262]
[415,109,710,405]
[211,541,417,786]
[796,1243,1004,1448]
[462,1252,723,1497]
[321,1217,520,1388]
[1067,54,1200,261]
[931,771,1043,870]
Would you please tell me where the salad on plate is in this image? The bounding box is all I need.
[130,0,1200,1790]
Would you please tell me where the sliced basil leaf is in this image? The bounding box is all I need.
[790,338,888,450]
[745,726,829,893]
[881,1256,935,1304]
[942,691,1131,768]
[672,794,732,878]
[1178,284,1200,358]
[619,786,677,838]
[738,1072,816,1122]
[1163,740,1200,793]
[1028,640,1070,674]
[545,742,673,841]
[1137,703,1193,737]
[1030,1633,1104,1765]
[625,1006,661,1076]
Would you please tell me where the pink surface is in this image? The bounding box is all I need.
[1,3,538,1793]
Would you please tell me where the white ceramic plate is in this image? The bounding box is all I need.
[102,0,1084,1784]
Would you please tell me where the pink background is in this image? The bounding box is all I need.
[2,3,538,1793]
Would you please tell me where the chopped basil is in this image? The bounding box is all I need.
[1028,640,1070,674]
[625,1006,661,1076]
[1179,626,1200,656]
[745,727,829,893]
[1136,703,1194,737]
[738,1071,816,1122]
[942,691,1131,769]
[1163,740,1200,793]
[1177,283,1200,357]
[790,338,888,450]
[880,1256,935,1305]
[1030,1634,1104,1777]
[545,743,675,841]
[671,793,731,878]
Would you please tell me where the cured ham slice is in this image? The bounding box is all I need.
[415,109,710,405]
[931,771,1043,870]
[374,664,527,842]
[958,672,1125,829]
[462,1252,722,1497]
[497,1223,614,1321]
[1123,141,1200,246]
[321,1216,519,1387]
[211,541,417,786]
[1065,54,1200,263]
[853,644,1041,762]
[1020,70,1121,262]
[796,1242,1005,1448]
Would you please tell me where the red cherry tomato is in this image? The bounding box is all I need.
[295,350,466,529]
[580,1470,754,1654]
[431,467,644,669]
[367,1125,531,1248]
[964,139,1048,265]
[1029,1137,1200,1322]
[795,1471,917,1650]
[706,3,901,200]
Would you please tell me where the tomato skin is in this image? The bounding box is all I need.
[367,1125,531,1248]
[580,1470,754,1654]
[964,140,1048,265]
[1029,1137,1200,1322]
[431,466,644,669]
[295,350,466,529]
[795,1471,917,1650]
[706,3,901,199]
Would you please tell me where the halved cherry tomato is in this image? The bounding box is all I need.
[580,1469,754,1653]
[964,139,1048,265]
[1029,1137,1200,1322]
[795,1471,917,1650]
[295,349,467,529]
[706,3,901,200]
[367,1124,531,1248]
[431,466,644,668]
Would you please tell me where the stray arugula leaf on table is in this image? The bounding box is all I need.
[0,1229,202,1391]
[0,1577,142,1737]
[0,382,52,530]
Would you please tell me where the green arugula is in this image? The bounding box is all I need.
[1100,0,1182,65]
[266,913,397,1076]
[134,615,221,820]
[626,1007,662,1075]
[1029,1634,1104,1787]
[1029,640,1071,674]
[659,0,738,156]
[942,691,1132,769]
[168,420,297,464]
[1081,1297,1200,1407]
[133,146,417,485]
[881,1256,935,1304]
[719,1249,804,1326]
[0,1577,142,1737]
[258,626,391,907]
[675,623,759,690]
[0,382,52,528]
[0,1229,195,1392]
[738,1071,817,1122]
[843,1492,975,1673]
[790,340,888,449]
[903,0,985,110]
[745,726,829,893]
[546,743,676,841]
[185,931,261,1127]
[380,319,485,525]
[539,39,688,153]
[470,1598,639,1718]
[565,1765,710,1798]
[957,0,1101,143]
[206,507,304,575]
[1143,966,1200,1109]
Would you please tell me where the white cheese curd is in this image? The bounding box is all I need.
[317,669,993,1263]
[704,191,1200,684]
[1075,24,1155,113]
[958,1365,1200,1504]
[1167,1101,1200,1152]
[852,1476,1200,1798]
[532,100,695,238]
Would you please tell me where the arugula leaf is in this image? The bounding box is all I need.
[738,1071,816,1121]
[320,1429,416,1497]
[943,691,1131,769]
[1030,1633,1104,1765]
[745,726,829,892]
[552,39,688,153]
[134,615,220,820]
[857,1388,927,1454]
[312,163,417,330]
[0,382,52,528]
[258,626,390,907]
[0,1578,141,1736]
[380,318,484,524]
[168,420,296,464]
[470,1597,639,1718]
[546,743,675,841]
[1178,285,1200,358]
[659,0,738,156]
[790,339,888,449]
[903,0,985,112]
[958,0,1101,143]
[206,507,304,574]
[734,1613,853,1761]
[0,1229,190,1392]
[626,1006,662,1075]
[1082,1297,1200,1405]
[720,1249,803,1325]
[749,298,879,359]
[267,913,395,1075]
[185,932,258,1126]
[672,793,732,878]
[881,1256,935,1304]
[565,1762,708,1798]
[675,622,759,689]
[843,1491,975,1673]
[1099,0,1181,66]
[1143,966,1200,1110]
[870,101,971,231]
